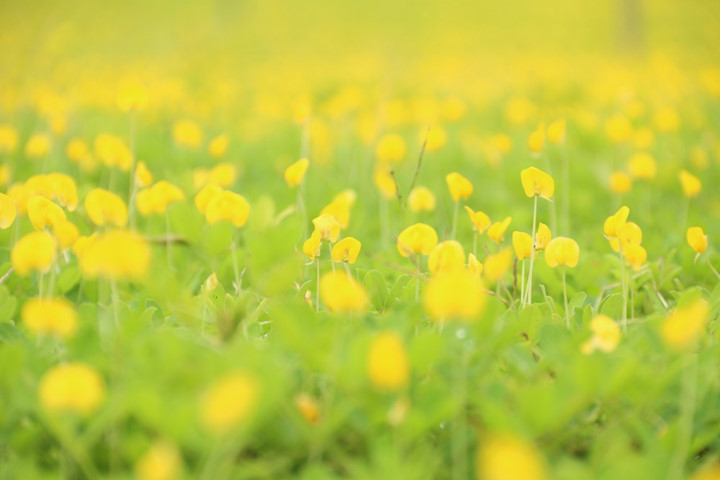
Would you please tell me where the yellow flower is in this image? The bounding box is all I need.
[11,231,56,276]
[206,163,237,188]
[85,188,128,227]
[200,371,259,434]
[603,206,630,239]
[0,124,18,153]
[194,184,223,214]
[116,78,148,112]
[428,240,465,275]
[135,161,153,188]
[535,222,551,250]
[320,271,368,314]
[547,119,566,145]
[465,207,491,233]
[23,297,78,339]
[0,164,10,187]
[376,133,406,163]
[27,196,66,231]
[527,122,545,154]
[46,173,79,211]
[580,315,621,354]
[407,186,436,212]
[687,226,708,254]
[136,181,185,216]
[205,191,250,228]
[25,133,51,159]
[208,134,229,158]
[628,152,656,180]
[605,114,633,143]
[423,268,485,322]
[321,197,352,229]
[8,182,30,214]
[483,248,513,284]
[690,463,720,480]
[303,230,322,260]
[512,231,532,260]
[520,167,554,199]
[476,433,547,480]
[72,233,97,259]
[295,393,320,424]
[173,120,203,148]
[332,237,362,264]
[545,237,579,268]
[134,441,181,480]
[661,298,709,352]
[374,167,397,199]
[446,172,473,202]
[0,192,17,229]
[397,223,438,258]
[39,363,105,415]
[609,171,632,194]
[368,331,409,391]
[622,243,647,270]
[487,217,512,244]
[468,253,483,278]
[424,126,447,152]
[679,169,702,198]
[94,133,132,171]
[204,272,219,292]
[609,221,642,252]
[284,158,310,187]
[79,230,151,280]
[53,220,79,250]
[312,214,341,242]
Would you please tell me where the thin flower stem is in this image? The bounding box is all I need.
[328,242,335,272]
[452,344,469,480]
[562,268,570,329]
[562,145,570,235]
[524,195,539,306]
[298,180,307,241]
[451,201,459,240]
[415,256,421,301]
[706,257,720,281]
[520,260,525,306]
[110,279,120,329]
[619,246,628,333]
[343,262,351,278]
[379,198,390,250]
[473,231,478,258]
[128,111,137,229]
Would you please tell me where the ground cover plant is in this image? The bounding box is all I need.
[1,0,720,479]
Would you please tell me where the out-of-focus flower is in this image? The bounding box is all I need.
[66,139,96,171]
[173,120,203,148]
[85,188,128,227]
[581,315,621,354]
[22,297,78,339]
[661,298,709,352]
[483,248,513,284]
[320,271,368,313]
[12,231,56,276]
[428,240,465,275]
[376,134,406,163]
[397,223,438,257]
[0,124,18,153]
[312,214,341,242]
[609,171,632,194]
[628,152,656,180]
[408,186,436,212]
[374,166,397,199]
[423,268,485,322]
[135,161,153,188]
[0,193,16,229]
[528,123,545,154]
[134,441,181,480]
[487,217,512,244]
[25,133,51,159]
[547,119,566,145]
[136,181,185,216]
[53,220,79,250]
[679,170,702,198]
[39,363,105,415]
[95,134,132,171]
[284,158,310,187]
[446,172,473,202]
[79,230,150,280]
[27,196,66,231]
[687,227,708,254]
[476,433,547,480]
[208,134,229,158]
[200,371,259,433]
[368,331,409,391]
[204,191,250,227]
[605,114,633,143]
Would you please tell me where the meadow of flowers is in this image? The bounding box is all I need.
[1,1,720,479]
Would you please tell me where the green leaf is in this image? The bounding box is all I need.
[363,270,387,311]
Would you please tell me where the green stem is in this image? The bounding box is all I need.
[315,258,320,312]
[619,246,628,333]
[520,260,525,306]
[451,201,459,240]
[231,237,241,296]
[706,257,720,280]
[45,418,100,480]
[473,231,478,258]
[128,111,137,229]
[524,195,539,307]
[452,343,468,480]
